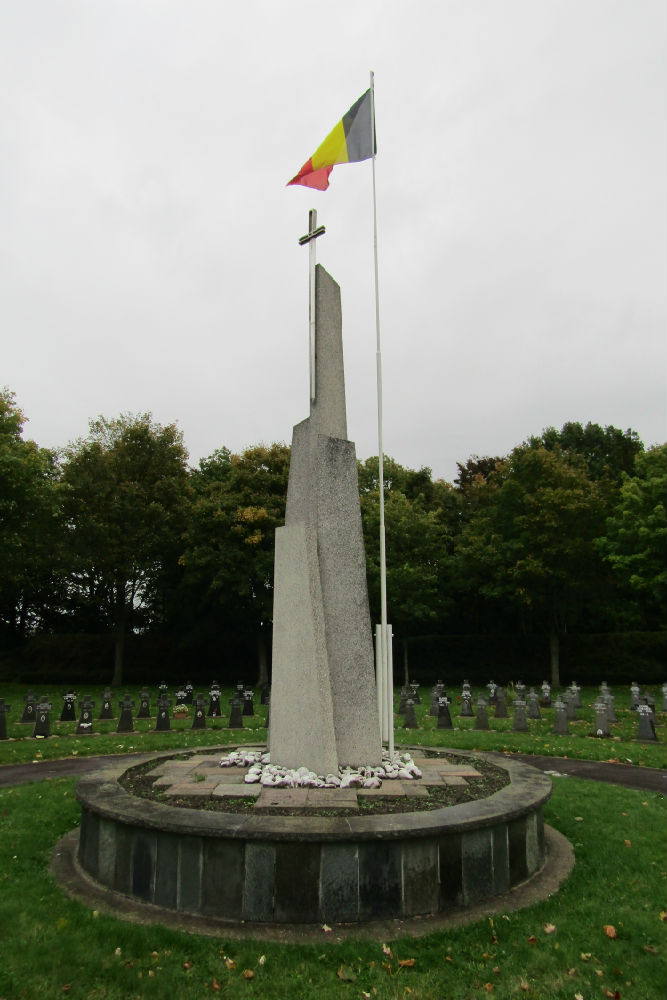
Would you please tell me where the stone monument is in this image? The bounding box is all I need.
[269,221,381,777]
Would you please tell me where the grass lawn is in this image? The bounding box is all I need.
[0,776,664,999]
[0,683,665,998]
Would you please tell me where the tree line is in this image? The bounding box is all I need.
[1,387,664,687]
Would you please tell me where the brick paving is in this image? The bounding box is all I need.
[141,752,483,807]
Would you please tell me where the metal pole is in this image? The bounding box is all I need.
[309,208,317,403]
[370,70,392,747]
[375,624,383,740]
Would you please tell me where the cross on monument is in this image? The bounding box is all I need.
[298,209,326,403]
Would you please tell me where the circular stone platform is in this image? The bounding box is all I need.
[72,747,553,927]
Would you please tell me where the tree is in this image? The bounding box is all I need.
[61,414,190,685]
[595,444,667,628]
[179,443,290,685]
[359,457,456,682]
[0,389,62,643]
[529,421,643,486]
[455,445,606,685]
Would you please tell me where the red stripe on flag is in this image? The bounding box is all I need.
[287,159,333,191]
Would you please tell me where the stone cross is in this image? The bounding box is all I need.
[512,697,528,732]
[487,681,497,704]
[76,697,95,735]
[594,699,610,737]
[436,695,453,730]
[228,695,244,729]
[155,694,171,731]
[515,682,526,702]
[116,695,135,733]
[99,688,114,720]
[630,682,641,710]
[20,690,37,724]
[33,697,52,739]
[403,698,418,729]
[494,687,508,719]
[191,694,206,730]
[474,696,490,731]
[137,688,152,719]
[603,690,617,722]
[553,698,569,735]
[0,699,11,740]
[207,686,222,718]
[637,703,657,742]
[409,681,421,704]
[568,682,582,709]
[460,690,474,717]
[60,690,77,722]
[429,680,445,717]
[527,688,541,720]
[540,681,552,707]
[298,208,326,402]
[564,691,577,721]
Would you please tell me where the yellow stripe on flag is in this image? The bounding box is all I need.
[311,120,349,170]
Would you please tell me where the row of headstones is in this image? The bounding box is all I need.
[0,681,271,740]
[397,679,664,743]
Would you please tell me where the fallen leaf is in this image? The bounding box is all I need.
[527,935,538,945]
[398,958,415,968]
[623,840,631,847]
[484,984,494,993]
[574,816,584,822]
[258,955,266,966]
[604,925,617,939]
[114,948,122,957]
[362,993,371,999]
[643,945,658,954]
[445,955,453,962]
[595,970,604,977]
[543,923,557,934]
[56,918,68,929]
[210,978,220,992]
[567,968,577,977]
[92,910,99,919]
[580,953,591,961]
[224,958,236,970]
[604,991,620,999]
[660,911,667,922]
[148,971,155,978]
[183,960,194,970]
[61,986,71,993]
[337,965,357,982]
[322,923,332,932]
[519,980,529,992]
[242,970,254,980]
[575,993,584,1000]
[382,943,394,958]
[492,966,500,974]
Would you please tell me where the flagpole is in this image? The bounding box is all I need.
[370,70,393,757]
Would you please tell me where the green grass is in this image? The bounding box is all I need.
[0,777,664,999]
[0,684,665,769]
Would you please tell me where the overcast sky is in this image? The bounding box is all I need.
[2,0,665,483]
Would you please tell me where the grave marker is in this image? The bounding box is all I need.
[637,703,657,742]
[207,685,222,718]
[593,699,610,737]
[20,690,37,724]
[540,681,552,707]
[242,689,255,717]
[527,688,541,720]
[494,687,508,719]
[99,688,114,720]
[436,695,453,730]
[0,699,11,740]
[60,690,77,722]
[460,690,474,717]
[76,697,95,735]
[137,688,152,719]
[33,697,52,739]
[474,697,489,731]
[512,697,528,732]
[155,694,171,731]
[228,695,244,729]
[191,694,206,730]
[553,698,569,735]
[403,698,418,729]
[117,695,135,733]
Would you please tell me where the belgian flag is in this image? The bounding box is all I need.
[288,89,376,191]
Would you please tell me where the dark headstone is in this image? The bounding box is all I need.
[117,695,135,733]
[409,682,421,705]
[403,698,418,729]
[137,688,152,719]
[184,682,194,705]
[429,680,445,717]
[76,697,95,735]
[637,704,657,742]
[99,688,114,720]
[512,698,528,732]
[60,690,77,722]
[20,690,37,724]
[207,685,222,718]
[33,697,52,739]
[398,686,409,714]
[0,699,11,740]
[515,682,526,702]
[553,698,569,735]
[486,681,497,705]
[474,697,489,731]
[527,689,541,720]
[260,683,270,706]
[242,689,255,717]
[228,696,244,729]
[191,694,206,730]
[436,696,453,730]
[158,682,169,695]
[155,694,171,731]
[494,687,508,719]
[174,688,188,709]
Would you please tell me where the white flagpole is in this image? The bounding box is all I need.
[370,71,393,756]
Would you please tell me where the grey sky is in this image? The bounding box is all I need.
[2,0,665,482]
